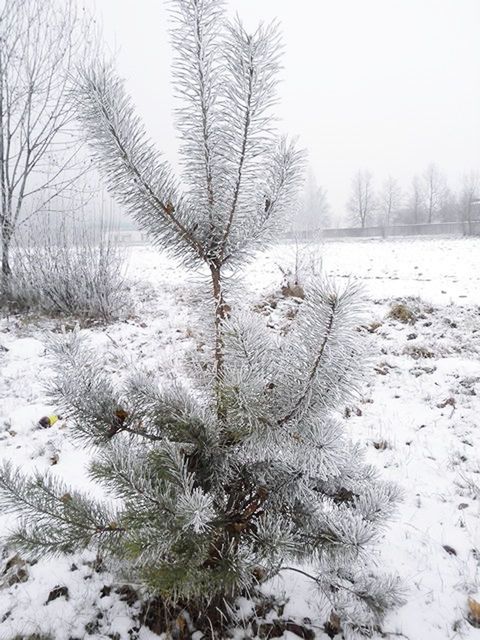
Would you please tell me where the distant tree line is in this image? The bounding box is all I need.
[347,165,480,230]
[293,164,480,233]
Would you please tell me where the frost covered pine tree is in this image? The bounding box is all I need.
[0,0,403,634]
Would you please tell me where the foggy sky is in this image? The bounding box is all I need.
[84,0,480,220]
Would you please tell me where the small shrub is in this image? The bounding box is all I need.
[388,302,416,324]
[5,215,128,321]
[281,281,305,299]
[277,238,322,300]
[366,320,383,333]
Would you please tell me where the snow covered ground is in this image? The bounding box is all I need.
[0,236,479,640]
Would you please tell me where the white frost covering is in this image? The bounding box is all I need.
[0,236,479,639]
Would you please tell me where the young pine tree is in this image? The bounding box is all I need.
[0,0,402,633]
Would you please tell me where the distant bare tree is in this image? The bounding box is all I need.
[437,187,459,222]
[422,163,447,223]
[295,169,331,233]
[379,176,402,227]
[0,0,93,294]
[347,170,376,228]
[408,175,423,224]
[460,171,480,233]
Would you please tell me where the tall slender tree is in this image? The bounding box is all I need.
[460,171,480,233]
[295,169,331,232]
[409,175,423,224]
[347,170,376,228]
[422,163,447,224]
[379,176,402,228]
[0,0,402,633]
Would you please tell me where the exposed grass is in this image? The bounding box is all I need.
[388,302,416,324]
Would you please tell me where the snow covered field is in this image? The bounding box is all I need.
[0,236,479,640]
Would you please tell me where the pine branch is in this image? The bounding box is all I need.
[47,332,128,446]
[169,0,225,238]
[278,295,336,427]
[218,18,283,261]
[222,137,305,264]
[0,461,122,556]
[74,62,205,264]
[274,279,366,426]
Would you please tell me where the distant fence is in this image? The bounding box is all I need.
[285,220,480,241]
[108,231,150,244]
[107,221,480,245]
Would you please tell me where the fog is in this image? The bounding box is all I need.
[84,0,480,220]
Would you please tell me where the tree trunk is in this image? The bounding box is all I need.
[1,225,12,295]
[467,201,472,236]
[210,262,228,419]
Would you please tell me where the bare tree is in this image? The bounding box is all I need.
[460,170,480,233]
[422,163,447,224]
[294,169,331,233]
[0,0,92,293]
[379,175,402,227]
[347,170,376,228]
[437,187,459,222]
[408,175,423,224]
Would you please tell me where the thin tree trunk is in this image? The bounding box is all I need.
[467,201,472,236]
[1,224,12,295]
[210,262,228,420]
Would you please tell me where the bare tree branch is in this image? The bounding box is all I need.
[0,0,92,289]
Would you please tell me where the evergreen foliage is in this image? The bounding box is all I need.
[0,0,403,632]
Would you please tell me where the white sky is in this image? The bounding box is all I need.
[84,0,480,218]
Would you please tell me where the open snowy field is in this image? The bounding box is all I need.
[0,236,479,640]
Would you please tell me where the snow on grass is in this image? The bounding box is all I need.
[0,236,479,639]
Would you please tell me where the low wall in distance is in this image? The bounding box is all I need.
[284,220,480,241]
